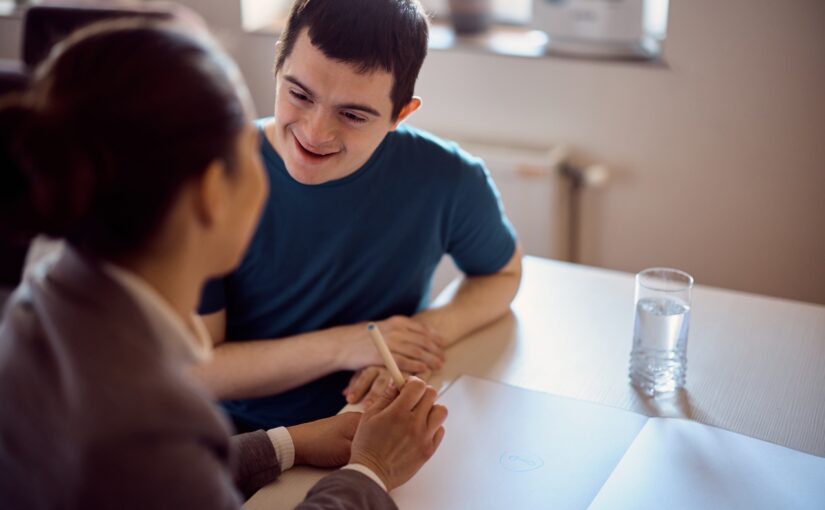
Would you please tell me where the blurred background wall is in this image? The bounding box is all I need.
[2,0,823,304]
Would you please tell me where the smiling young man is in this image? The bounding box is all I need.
[196,0,522,431]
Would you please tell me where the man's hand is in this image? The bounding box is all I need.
[343,366,432,406]
[287,413,361,468]
[349,377,448,491]
[345,316,445,373]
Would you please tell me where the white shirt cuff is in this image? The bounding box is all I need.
[341,463,388,492]
[265,426,295,472]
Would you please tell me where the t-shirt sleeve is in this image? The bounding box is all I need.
[199,276,228,314]
[446,153,517,276]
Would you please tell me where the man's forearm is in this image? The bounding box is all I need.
[415,248,523,345]
[191,324,361,400]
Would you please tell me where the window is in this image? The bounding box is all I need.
[422,0,669,40]
[644,0,669,40]
[420,0,531,25]
[240,0,669,62]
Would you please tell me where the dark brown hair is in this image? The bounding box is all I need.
[0,21,247,260]
[274,0,429,120]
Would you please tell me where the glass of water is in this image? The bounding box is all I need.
[629,268,694,396]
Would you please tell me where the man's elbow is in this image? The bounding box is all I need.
[503,244,523,281]
[499,244,523,302]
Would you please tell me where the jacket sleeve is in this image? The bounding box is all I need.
[295,470,398,510]
[229,430,283,499]
[231,431,397,509]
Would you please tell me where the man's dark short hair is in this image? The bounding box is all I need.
[274,0,429,120]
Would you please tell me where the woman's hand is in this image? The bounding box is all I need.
[287,412,361,468]
[349,377,448,491]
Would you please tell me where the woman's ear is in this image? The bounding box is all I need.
[192,159,228,228]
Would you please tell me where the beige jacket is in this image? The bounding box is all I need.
[0,247,395,510]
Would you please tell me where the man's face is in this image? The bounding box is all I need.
[271,29,403,185]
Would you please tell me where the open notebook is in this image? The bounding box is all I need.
[391,375,825,509]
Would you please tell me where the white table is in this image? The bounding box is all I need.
[246,256,825,509]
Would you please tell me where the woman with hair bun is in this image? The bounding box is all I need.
[0,20,446,510]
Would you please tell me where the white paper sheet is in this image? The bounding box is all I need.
[391,376,825,509]
[587,418,825,510]
[391,376,649,510]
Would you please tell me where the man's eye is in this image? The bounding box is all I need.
[289,90,310,102]
[343,112,367,124]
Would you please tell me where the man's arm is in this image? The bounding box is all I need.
[343,247,522,406]
[192,312,443,400]
[414,245,523,346]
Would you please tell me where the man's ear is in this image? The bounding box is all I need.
[390,97,422,131]
[193,159,227,228]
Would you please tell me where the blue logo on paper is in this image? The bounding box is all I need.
[499,452,544,472]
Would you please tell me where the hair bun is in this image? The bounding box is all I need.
[0,98,94,240]
[0,99,39,241]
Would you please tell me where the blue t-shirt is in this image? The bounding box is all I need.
[200,120,516,428]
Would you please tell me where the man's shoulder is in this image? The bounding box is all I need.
[390,124,459,156]
[387,124,483,174]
